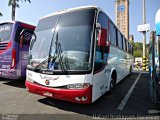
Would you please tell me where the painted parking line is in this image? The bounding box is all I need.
[117,73,142,110]
[148,109,160,114]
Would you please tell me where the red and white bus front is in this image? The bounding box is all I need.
[26,7,96,103]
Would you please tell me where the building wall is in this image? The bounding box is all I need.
[115,0,129,40]
[129,34,134,43]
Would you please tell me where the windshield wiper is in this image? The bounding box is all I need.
[32,30,58,71]
[53,33,69,72]
[48,32,70,72]
[33,33,66,72]
[32,29,70,73]
[33,55,57,71]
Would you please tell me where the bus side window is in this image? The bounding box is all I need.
[115,29,118,47]
[15,26,33,45]
[126,41,128,52]
[125,38,127,52]
[117,31,123,49]
[129,43,131,54]
[110,22,117,46]
[132,45,133,55]
[123,37,126,51]
[21,30,33,45]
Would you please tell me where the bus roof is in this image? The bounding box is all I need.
[0,21,34,26]
[0,21,15,25]
[40,5,101,20]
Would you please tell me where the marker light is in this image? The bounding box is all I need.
[11,48,16,69]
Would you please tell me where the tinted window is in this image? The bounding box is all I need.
[15,26,34,45]
[127,42,131,53]
[128,43,131,53]
[94,11,108,72]
[97,12,108,29]
[36,15,59,32]
[110,22,117,46]
[118,31,123,49]
[131,45,133,54]
[126,41,128,52]
[123,37,126,51]
[0,23,13,42]
[58,9,96,27]
[129,43,133,54]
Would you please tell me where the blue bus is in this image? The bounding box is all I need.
[148,9,160,103]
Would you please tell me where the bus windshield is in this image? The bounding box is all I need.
[29,9,96,72]
[0,23,13,42]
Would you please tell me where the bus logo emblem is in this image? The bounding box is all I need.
[45,80,50,85]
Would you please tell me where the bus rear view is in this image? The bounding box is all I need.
[0,21,35,79]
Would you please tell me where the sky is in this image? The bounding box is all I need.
[0,0,159,43]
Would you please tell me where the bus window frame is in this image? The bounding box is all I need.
[14,25,34,45]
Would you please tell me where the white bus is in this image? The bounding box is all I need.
[26,6,134,104]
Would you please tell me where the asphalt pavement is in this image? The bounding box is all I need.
[0,70,159,120]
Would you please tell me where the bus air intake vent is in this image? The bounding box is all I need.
[0,42,8,53]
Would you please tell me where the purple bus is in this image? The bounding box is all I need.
[0,21,35,79]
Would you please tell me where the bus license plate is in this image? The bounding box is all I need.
[43,92,53,97]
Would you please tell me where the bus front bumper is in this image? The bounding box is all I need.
[25,81,92,104]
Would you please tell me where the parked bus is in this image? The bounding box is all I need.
[25,6,134,104]
[148,9,160,103]
[0,21,35,79]
[148,33,160,104]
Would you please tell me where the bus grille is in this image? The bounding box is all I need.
[0,42,8,53]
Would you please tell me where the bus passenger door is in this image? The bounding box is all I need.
[92,11,109,101]
[19,29,34,77]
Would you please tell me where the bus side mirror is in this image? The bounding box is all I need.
[98,28,107,47]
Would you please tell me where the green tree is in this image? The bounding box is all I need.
[132,42,143,57]
[134,50,142,57]
[8,0,31,21]
[132,42,149,58]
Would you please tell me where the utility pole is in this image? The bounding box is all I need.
[142,0,146,71]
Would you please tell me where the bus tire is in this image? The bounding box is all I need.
[129,65,132,74]
[109,71,116,94]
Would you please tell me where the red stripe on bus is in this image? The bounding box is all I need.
[20,23,35,29]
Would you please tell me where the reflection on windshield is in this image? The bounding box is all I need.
[29,8,95,72]
[30,29,53,59]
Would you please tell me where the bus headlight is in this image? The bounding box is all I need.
[67,83,90,89]
[27,76,34,83]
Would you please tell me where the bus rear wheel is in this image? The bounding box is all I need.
[109,73,116,93]
[129,65,132,74]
